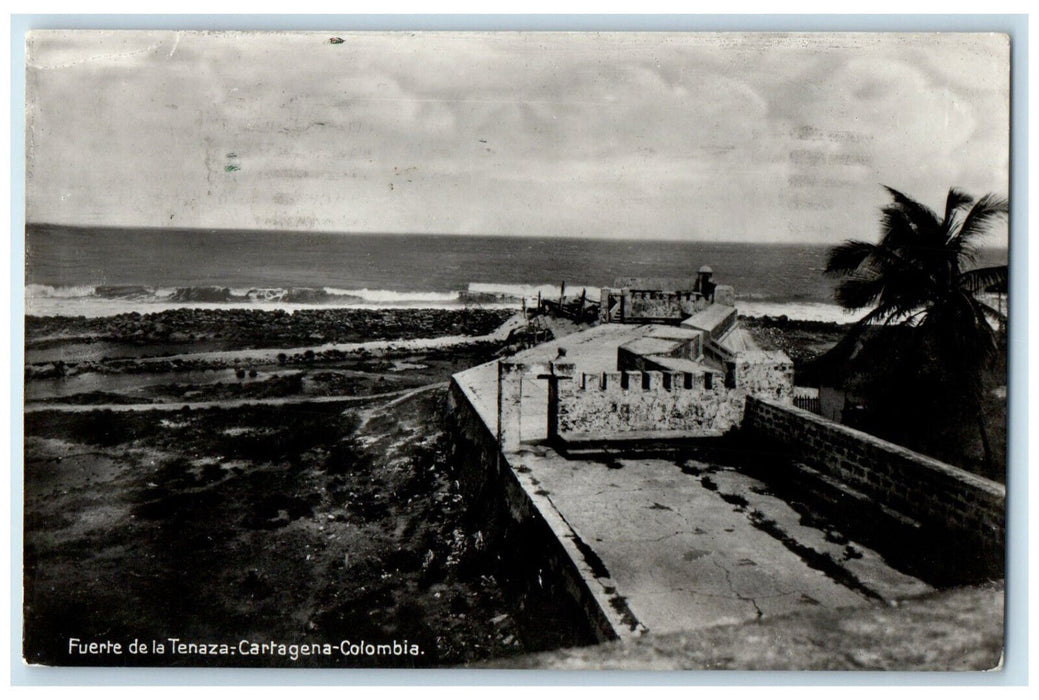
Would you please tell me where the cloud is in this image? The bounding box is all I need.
[24,31,1010,245]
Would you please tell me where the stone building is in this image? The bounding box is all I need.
[512,267,795,446]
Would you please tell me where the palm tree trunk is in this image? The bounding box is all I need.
[975,409,993,473]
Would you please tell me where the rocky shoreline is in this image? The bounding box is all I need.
[740,314,852,365]
[26,307,514,350]
[25,307,518,380]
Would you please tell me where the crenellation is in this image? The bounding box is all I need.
[623,371,640,390]
[569,369,746,396]
[642,371,661,390]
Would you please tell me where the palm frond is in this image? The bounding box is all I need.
[965,295,1000,359]
[878,205,924,251]
[958,265,1008,294]
[956,241,980,268]
[956,194,1008,245]
[921,292,999,361]
[834,276,885,309]
[943,188,974,229]
[882,185,942,240]
[901,308,930,326]
[975,298,1007,324]
[847,302,914,333]
[828,235,941,313]
[824,240,877,276]
[827,236,932,279]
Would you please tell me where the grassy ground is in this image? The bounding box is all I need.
[24,388,570,667]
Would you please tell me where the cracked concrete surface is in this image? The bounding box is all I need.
[508,448,930,634]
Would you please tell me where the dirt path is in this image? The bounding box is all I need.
[24,382,447,413]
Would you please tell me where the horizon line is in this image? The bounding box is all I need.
[23,222,1011,250]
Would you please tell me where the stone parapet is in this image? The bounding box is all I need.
[553,348,794,438]
[557,369,744,436]
[743,396,1005,557]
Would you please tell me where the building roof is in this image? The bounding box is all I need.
[681,303,737,335]
[643,325,703,341]
[643,355,724,375]
[716,326,758,354]
[619,336,686,358]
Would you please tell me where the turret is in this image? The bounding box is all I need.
[696,265,716,302]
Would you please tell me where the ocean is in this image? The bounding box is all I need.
[25,224,1009,322]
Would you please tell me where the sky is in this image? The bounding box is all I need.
[24,31,1010,245]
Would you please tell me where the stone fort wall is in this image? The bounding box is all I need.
[598,285,736,324]
[557,370,745,437]
[743,396,1005,556]
[554,353,792,437]
[447,376,621,642]
[627,290,705,320]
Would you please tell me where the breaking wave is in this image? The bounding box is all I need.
[26,284,463,305]
[25,282,862,323]
[24,284,478,317]
[25,284,97,298]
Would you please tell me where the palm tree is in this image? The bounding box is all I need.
[824,186,1008,468]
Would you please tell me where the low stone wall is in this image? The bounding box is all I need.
[743,396,1005,557]
[447,376,619,643]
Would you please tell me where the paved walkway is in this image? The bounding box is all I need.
[509,446,928,634]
